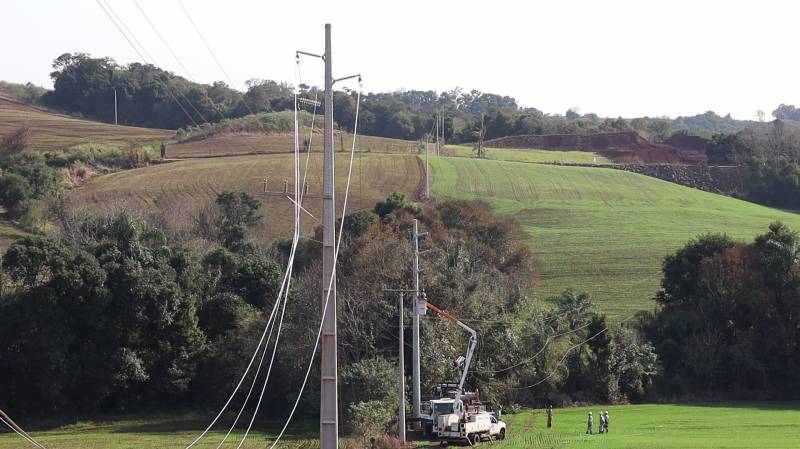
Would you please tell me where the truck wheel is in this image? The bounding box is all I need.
[469,433,481,445]
[498,428,506,440]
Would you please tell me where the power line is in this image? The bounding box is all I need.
[95,0,199,128]
[129,0,213,124]
[0,410,46,449]
[512,314,636,390]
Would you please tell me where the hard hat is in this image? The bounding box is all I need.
[588,412,592,415]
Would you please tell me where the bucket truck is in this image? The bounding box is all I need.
[421,300,506,444]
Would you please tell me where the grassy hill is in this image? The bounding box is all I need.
[70,153,422,243]
[0,94,172,151]
[169,132,420,158]
[443,144,610,164]
[428,157,800,316]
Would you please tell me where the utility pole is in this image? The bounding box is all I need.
[398,292,406,444]
[425,134,430,199]
[114,88,118,125]
[435,111,440,157]
[411,219,423,425]
[320,23,338,449]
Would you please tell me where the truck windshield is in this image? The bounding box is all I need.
[434,403,454,415]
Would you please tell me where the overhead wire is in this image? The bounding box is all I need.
[0,412,46,449]
[95,0,199,128]
[512,314,636,390]
[183,51,313,449]
[129,0,213,124]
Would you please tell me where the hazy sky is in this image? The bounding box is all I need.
[3,0,798,119]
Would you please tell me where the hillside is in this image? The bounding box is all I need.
[69,153,423,242]
[0,94,172,150]
[428,157,800,316]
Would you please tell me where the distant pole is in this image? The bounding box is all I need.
[411,219,422,424]
[114,88,118,125]
[435,112,440,157]
[398,292,406,444]
[320,22,339,449]
[425,134,430,199]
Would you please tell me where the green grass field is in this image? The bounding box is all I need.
[2,403,797,449]
[0,414,325,449]
[429,157,800,316]
[442,145,610,164]
[486,402,800,449]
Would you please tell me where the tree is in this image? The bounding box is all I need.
[0,126,31,159]
[0,173,31,218]
[214,191,262,251]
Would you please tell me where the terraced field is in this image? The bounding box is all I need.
[429,157,800,316]
[442,144,610,164]
[70,153,422,243]
[0,95,171,151]
[169,132,420,158]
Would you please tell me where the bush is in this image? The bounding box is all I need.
[0,172,32,216]
[347,400,395,437]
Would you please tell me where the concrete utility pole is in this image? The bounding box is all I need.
[320,23,338,449]
[435,112,440,157]
[425,134,430,199]
[398,292,406,443]
[411,219,422,424]
[114,88,118,125]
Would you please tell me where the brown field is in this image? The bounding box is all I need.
[168,132,421,158]
[69,153,423,243]
[0,95,172,151]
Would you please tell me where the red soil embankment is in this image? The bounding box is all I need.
[484,132,708,164]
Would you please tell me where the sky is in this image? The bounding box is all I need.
[2,0,798,120]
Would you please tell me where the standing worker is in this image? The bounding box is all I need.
[546,405,553,428]
[603,411,610,434]
[586,411,593,435]
[599,410,606,433]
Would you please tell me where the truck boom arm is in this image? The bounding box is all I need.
[425,302,477,392]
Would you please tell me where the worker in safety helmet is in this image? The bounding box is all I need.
[603,411,610,433]
[546,405,553,428]
[586,411,593,434]
[599,410,606,433]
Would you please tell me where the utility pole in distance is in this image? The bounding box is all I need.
[114,88,118,125]
[320,23,338,449]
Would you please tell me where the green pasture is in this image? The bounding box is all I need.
[2,403,797,449]
[429,157,800,316]
[442,145,610,164]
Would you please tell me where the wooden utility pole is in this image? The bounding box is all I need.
[320,23,338,449]
[114,88,118,125]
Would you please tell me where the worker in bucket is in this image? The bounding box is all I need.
[603,411,610,433]
[546,405,553,428]
[586,411,593,434]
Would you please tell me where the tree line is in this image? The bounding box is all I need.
[12,52,799,145]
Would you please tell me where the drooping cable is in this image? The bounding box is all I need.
[229,68,306,449]
[481,320,594,374]
[512,314,635,390]
[0,412,46,449]
[183,55,307,449]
